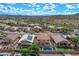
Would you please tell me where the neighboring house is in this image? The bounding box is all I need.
[73,29,79,34]
[0,36,6,44]
[6,34,21,44]
[0,23,10,30]
[22,27,31,32]
[0,23,6,27]
[19,22,27,27]
[18,34,35,45]
[56,26,63,29]
[4,25,10,30]
[34,32,52,51]
[34,26,42,30]
[0,45,14,52]
[0,35,10,45]
[8,26,19,32]
[29,24,39,27]
[51,33,71,47]
[48,25,55,29]
[17,27,31,32]
[33,26,42,32]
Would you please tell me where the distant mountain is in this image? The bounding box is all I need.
[0,13,79,25]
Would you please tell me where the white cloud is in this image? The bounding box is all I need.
[0,4,7,10]
[75,4,79,8]
[31,3,37,5]
[0,4,34,15]
[66,4,75,9]
[23,10,33,14]
[0,4,15,15]
[43,4,56,12]
[0,4,57,15]
[29,3,37,7]
[23,3,32,7]
[62,4,77,15]
[36,5,40,8]
[7,3,16,5]
[61,8,78,15]
[0,4,4,8]
[36,7,40,10]
[0,4,8,13]
[28,4,32,7]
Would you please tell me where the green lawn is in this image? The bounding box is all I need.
[29,31,37,34]
[56,48,72,52]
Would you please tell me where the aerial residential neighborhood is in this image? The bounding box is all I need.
[0,17,79,56]
[0,3,79,56]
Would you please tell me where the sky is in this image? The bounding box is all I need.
[0,3,79,16]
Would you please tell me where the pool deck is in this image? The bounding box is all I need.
[42,40,53,51]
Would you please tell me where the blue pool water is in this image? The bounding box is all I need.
[27,35,33,40]
[43,47,52,51]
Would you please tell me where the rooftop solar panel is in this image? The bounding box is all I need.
[27,35,33,40]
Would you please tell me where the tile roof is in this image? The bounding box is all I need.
[6,34,21,41]
[36,33,50,40]
[51,33,70,44]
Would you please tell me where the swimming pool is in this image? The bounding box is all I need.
[43,47,52,51]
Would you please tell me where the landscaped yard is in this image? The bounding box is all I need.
[73,36,79,43]
[56,48,73,52]
[17,44,40,56]
[29,30,37,34]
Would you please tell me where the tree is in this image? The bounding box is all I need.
[72,37,79,44]
[28,44,40,56]
[20,48,29,56]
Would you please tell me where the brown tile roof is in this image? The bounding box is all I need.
[6,34,21,41]
[36,33,50,40]
[51,33,70,44]
[0,23,7,27]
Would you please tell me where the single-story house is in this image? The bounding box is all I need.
[18,34,35,45]
[51,33,71,47]
[8,26,19,32]
[35,32,51,48]
[29,24,39,27]
[22,27,31,32]
[48,25,55,29]
[0,23,10,30]
[73,29,79,34]
[0,45,14,52]
[6,34,21,44]
[34,26,42,29]
[0,23,7,27]
[0,35,10,45]
[33,26,42,32]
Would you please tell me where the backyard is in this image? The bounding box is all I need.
[56,47,73,52]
